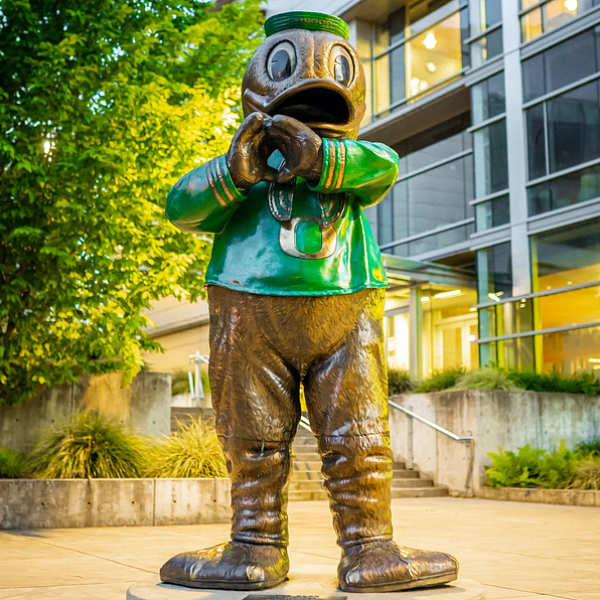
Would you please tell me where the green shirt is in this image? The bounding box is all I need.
[166,138,399,296]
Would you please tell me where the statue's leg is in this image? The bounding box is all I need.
[304,289,458,593]
[160,286,300,590]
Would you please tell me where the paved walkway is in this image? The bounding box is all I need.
[0,498,598,600]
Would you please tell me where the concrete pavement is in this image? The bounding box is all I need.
[0,498,599,600]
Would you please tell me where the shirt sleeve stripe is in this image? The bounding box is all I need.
[207,159,231,209]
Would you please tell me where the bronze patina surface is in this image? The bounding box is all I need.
[161,10,458,593]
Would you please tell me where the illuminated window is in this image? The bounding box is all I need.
[384,311,410,371]
[471,0,503,67]
[372,0,468,118]
[421,287,480,374]
[405,12,463,99]
[531,218,600,291]
[521,0,600,43]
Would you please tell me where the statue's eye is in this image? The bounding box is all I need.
[330,46,354,87]
[267,41,296,81]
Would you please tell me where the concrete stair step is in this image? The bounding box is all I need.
[288,490,328,501]
[293,437,318,446]
[293,452,321,461]
[292,446,318,454]
[290,487,447,501]
[394,462,406,470]
[290,470,323,481]
[295,428,314,438]
[392,478,434,488]
[289,480,324,491]
[294,460,321,471]
[391,487,448,499]
[393,469,419,478]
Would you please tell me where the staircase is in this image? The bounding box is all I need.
[289,426,448,501]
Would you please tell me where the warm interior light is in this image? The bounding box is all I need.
[421,296,431,302]
[589,358,600,363]
[564,0,578,11]
[488,292,501,302]
[469,307,477,312]
[468,334,477,342]
[433,289,462,300]
[423,32,437,49]
[426,62,437,73]
[410,77,421,96]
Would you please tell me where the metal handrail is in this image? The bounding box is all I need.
[388,400,472,442]
[388,399,475,495]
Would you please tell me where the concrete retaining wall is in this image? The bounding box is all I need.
[478,486,600,507]
[0,371,172,453]
[0,478,230,530]
[388,390,600,495]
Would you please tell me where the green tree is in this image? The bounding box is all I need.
[0,0,263,405]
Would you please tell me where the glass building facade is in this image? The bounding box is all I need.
[265,0,600,379]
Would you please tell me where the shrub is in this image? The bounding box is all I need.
[171,371,192,396]
[145,418,227,478]
[571,456,600,490]
[0,448,29,478]
[575,439,600,457]
[506,370,600,397]
[486,441,577,489]
[29,413,148,479]
[171,369,210,397]
[413,367,466,393]
[388,369,415,395]
[453,368,522,391]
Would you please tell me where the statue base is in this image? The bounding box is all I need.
[127,566,484,600]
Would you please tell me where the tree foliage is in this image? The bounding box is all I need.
[0,0,263,405]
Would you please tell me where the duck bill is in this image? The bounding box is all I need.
[243,79,365,139]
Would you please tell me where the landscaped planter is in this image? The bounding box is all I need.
[478,486,600,507]
[0,477,230,530]
[388,390,600,496]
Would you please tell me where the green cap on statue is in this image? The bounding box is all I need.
[264,11,350,41]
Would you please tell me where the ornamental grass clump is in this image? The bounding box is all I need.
[571,456,600,490]
[145,418,227,478]
[0,448,29,478]
[413,367,466,393]
[29,412,148,479]
[452,368,522,392]
[387,369,415,395]
[506,370,600,396]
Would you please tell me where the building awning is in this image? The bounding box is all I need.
[382,254,476,290]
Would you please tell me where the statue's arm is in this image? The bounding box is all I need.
[307,139,399,207]
[165,155,247,234]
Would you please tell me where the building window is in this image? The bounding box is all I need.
[375,124,474,258]
[470,72,510,232]
[521,0,600,43]
[477,242,513,303]
[537,325,600,374]
[421,286,480,375]
[373,0,469,119]
[526,77,600,215]
[471,72,506,125]
[384,309,410,371]
[531,218,600,291]
[478,220,600,375]
[522,26,600,102]
[470,0,504,68]
[475,194,510,231]
[474,119,509,197]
